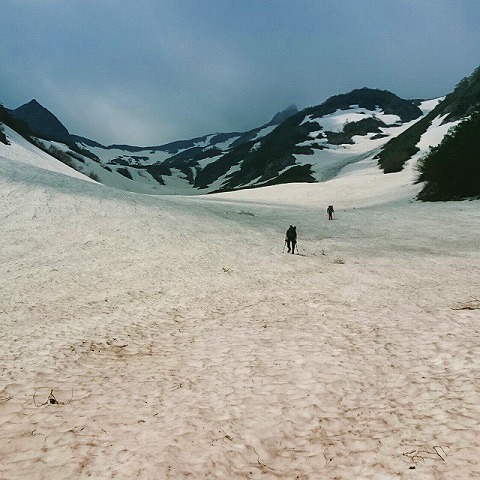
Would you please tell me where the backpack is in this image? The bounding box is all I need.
[286,226,296,240]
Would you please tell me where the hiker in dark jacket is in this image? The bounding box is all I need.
[327,205,334,220]
[285,225,297,254]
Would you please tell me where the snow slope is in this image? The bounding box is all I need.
[0,126,95,183]
[1,125,479,479]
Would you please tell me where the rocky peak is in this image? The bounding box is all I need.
[268,104,299,125]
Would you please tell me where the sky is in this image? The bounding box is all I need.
[1,0,480,146]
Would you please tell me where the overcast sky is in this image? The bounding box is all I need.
[1,0,480,146]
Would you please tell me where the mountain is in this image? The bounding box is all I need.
[208,88,424,191]
[376,66,480,173]
[7,99,72,144]
[0,102,37,142]
[416,104,480,200]
[0,91,433,195]
[2,100,302,194]
[2,66,480,199]
[3,89,479,480]
[267,105,299,125]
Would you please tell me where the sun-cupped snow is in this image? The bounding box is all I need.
[2,99,480,480]
[3,69,480,480]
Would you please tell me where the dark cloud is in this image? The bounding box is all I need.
[2,0,480,145]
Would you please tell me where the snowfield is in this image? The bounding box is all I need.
[0,128,479,479]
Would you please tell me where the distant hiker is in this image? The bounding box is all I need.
[327,205,334,220]
[285,225,297,254]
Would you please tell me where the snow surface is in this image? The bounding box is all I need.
[419,97,444,114]
[1,121,480,479]
[250,124,277,141]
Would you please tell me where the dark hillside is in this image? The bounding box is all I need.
[216,113,319,190]
[436,66,480,122]
[212,88,419,191]
[194,141,254,189]
[8,99,71,143]
[305,88,422,122]
[416,106,480,200]
[0,103,37,140]
[377,66,480,173]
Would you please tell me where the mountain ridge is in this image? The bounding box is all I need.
[2,65,479,199]
[0,90,438,194]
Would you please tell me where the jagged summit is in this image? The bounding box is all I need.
[268,105,299,125]
[24,99,42,107]
[8,99,71,143]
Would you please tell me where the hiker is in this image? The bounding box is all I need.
[327,205,334,220]
[285,225,297,254]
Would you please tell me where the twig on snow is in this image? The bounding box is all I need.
[402,445,449,463]
[452,299,480,310]
[33,388,74,407]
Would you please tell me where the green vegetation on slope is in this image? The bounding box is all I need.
[218,88,422,190]
[306,88,422,122]
[416,106,480,201]
[0,123,7,145]
[377,66,480,173]
[222,114,319,189]
[0,103,36,140]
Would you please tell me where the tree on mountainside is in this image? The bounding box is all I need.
[416,106,480,200]
[0,122,8,145]
[443,66,480,122]
[0,103,35,140]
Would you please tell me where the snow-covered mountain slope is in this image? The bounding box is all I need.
[4,66,479,197]
[0,96,459,209]
[5,101,301,195]
[377,66,480,175]
[2,67,480,479]
[0,94,459,203]
[2,89,437,195]
[291,100,438,183]
[0,125,95,183]
[68,91,439,195]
